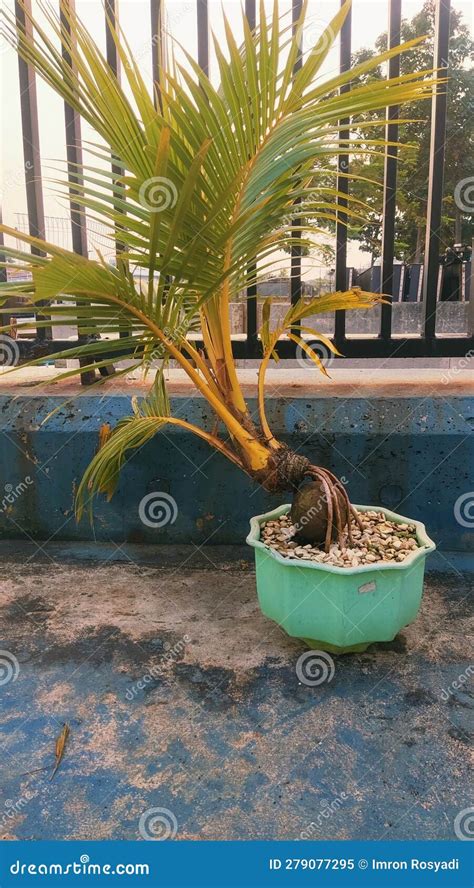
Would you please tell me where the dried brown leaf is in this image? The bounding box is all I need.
[49,723,70,781]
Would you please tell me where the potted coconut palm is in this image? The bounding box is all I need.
[1,0,435,651]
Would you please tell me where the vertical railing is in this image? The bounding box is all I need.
[60,0,88,259]
[289,0,303,348]
[150,0,164,109]
[334,0,351,350]
[8,0,473,361]
[196,0,209,77]
[15,0,51,343]
[422,0,450,343]
[60,0,96,384]
[0,209,8,333]
[104,0,126,261]
[244,0,258,356]
[104,0,130,364]
[380,0,402,340]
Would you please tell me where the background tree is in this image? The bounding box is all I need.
[348,0,474,262]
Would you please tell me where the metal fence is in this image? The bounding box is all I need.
[1,0,473,378]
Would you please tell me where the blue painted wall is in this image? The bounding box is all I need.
[0,391,472,552]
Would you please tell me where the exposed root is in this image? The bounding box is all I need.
[318,466,363,535]
[259,446,357,553]
[306,465,353,552]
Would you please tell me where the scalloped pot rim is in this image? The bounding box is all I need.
[246,503,436,575]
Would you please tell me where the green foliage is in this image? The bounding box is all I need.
[346,0,473,260]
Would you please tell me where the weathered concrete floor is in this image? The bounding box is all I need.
[0,553,472,841]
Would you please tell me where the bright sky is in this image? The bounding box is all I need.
[1,0,472,270]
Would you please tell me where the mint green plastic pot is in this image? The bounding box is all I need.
[247,504,436,654]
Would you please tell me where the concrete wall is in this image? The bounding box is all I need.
[0,385,472,554]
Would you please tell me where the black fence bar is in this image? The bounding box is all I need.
[0,207,8,333]
[104,0,126,263]
[0,208,6,286]
[150,0,164,110]
[244,0,258,356]
[0,208,11,336]
[334,0,352,347]
[15,0,50,341]
[196,0,209,77]
[470,237,474,335]
[8,0,474,366]
[380,0,401,339]
[104,0,122,189]
[422,0,450,342]
[60,0,96,385]
[15,334,472,362]
[290,0,303,321]
[104,0,128,367]
[105,0,119,78]
[245,0,256,30]
[60,0,88,259]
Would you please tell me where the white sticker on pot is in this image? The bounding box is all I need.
[359,580,376,595]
